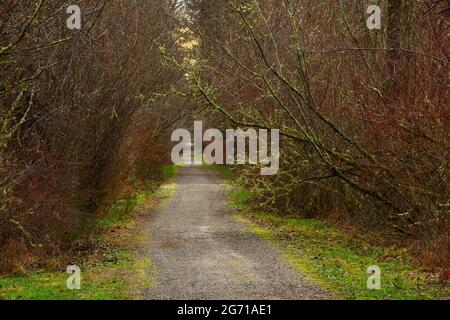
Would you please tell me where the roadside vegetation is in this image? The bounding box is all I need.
[213,165,449,300]
[0,0,187,275]
[0,166,177,300]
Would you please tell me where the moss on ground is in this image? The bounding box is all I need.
[0,249,134,300]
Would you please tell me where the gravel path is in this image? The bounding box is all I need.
[141,166,329,300]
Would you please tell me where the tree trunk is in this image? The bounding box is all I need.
[386,0,403,97]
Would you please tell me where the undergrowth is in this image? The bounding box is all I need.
[0,165,177,300]
[212,165,449,300]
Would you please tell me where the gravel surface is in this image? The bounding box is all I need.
[141,166,329,300]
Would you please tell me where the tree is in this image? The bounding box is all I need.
[386,0,403,96]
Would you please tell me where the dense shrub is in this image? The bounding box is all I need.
[0,0,184,273]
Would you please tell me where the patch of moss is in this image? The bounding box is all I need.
[210,165,237,182]
[0,250,131,300]
[163,165,178,179]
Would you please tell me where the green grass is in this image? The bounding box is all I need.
[95,185,156,230]
[213,165,449,300]
[163,164,178,179]
[0,250,136,300]
[210,165,238,182]
[0,168,178,300]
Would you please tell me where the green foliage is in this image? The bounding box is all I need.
[210,165,238,182]
[162,165,178,179]
[135,162,153,181]
[95,186,156,230]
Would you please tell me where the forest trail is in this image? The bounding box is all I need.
[140,166,329,300]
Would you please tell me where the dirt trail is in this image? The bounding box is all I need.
[141,166,329,300]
